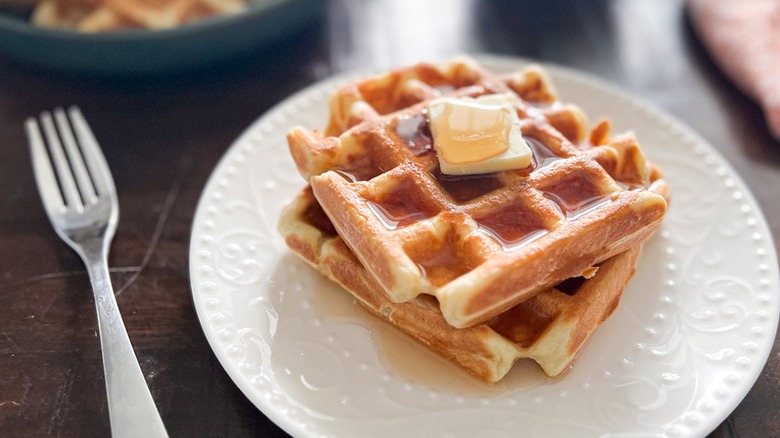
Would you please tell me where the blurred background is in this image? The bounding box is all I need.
[0,0,777,437]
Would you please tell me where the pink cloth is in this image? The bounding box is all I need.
[688,0,780,139]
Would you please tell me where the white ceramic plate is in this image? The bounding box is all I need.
[189,55,779,438]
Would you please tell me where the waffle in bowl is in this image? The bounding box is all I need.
[30,0,245,31]
[287,58,669,328]
[279,186,646,382]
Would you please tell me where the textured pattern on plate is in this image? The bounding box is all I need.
[189,56,780,438]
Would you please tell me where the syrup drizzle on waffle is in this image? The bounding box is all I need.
[287,58,668,328]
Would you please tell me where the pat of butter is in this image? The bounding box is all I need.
[427,94,532,175]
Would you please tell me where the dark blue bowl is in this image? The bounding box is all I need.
[0,0,323,75]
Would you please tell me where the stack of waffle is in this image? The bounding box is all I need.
[30,0,245,31]
[278,58,669,383]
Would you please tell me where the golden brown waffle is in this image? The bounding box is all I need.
[322,58,583,142]
[279,187,643,382]
[287,59,668,328]
[31,0,245,31]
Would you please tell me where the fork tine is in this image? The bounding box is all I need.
[54,108,98,205]
[68,106,116,198]
[25,118,66,214]
[40,111,83,209]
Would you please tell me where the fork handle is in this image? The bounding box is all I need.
[81,243,169,438]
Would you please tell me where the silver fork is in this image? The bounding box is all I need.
[25,107,168,438]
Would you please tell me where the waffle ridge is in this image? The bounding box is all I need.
[288,58,668,328]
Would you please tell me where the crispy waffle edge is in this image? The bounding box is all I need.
[288,59,669,328]
[278,187,644,382]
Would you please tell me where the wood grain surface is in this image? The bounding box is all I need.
[0,1,777,437]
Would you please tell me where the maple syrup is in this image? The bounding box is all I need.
[394,114,433,157]
[474,197,551,251]
[366,178,439,229]
[434,171,504,204]
[309,276,548,395]
[540,173,614,220]
[526,136,562,172]
[334,153,386,182]
[410,232,469,286]
[367,201,431,230]
[479,226,548,251]
[428,136,562,205]
[545,192,613,220]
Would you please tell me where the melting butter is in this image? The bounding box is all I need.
[427,94,532,175]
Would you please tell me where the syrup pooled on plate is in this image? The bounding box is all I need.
[309,277,548,395]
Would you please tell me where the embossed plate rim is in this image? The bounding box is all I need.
[189,54,780,438]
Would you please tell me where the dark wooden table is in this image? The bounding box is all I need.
[1,0,778,436]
